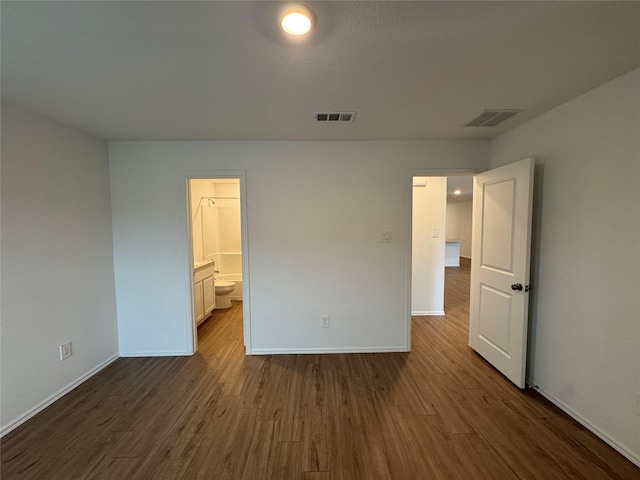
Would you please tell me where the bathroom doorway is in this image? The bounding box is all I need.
[187,175,250,353]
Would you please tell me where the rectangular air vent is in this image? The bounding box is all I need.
[464,109,522,127]
[315,112,356,122]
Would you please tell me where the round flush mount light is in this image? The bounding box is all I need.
[281,5,315,36]
[454,189,462,195]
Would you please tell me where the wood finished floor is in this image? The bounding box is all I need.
[2,262,638,479]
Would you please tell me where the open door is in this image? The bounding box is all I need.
[469,158,534,388]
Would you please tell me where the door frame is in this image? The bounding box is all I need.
[185,171,252,354]
[406,168,476,349]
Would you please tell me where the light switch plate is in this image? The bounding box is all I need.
[380,231,392,243]
[60,342,72,360]
[432,228,439,238]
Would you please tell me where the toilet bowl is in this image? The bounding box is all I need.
[215,281,236,309]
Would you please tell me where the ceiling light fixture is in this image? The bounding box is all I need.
[281,5,315,36]
[454,190,461,195]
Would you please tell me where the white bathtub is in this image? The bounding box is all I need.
[216,273,242,300]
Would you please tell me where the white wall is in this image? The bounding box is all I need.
[109,141,487,355]
[446,200,473,258]
[1,104,119,434]
[191,179,242,274]
[411,178,447,315]
[212,181,242,273]
[189,179,216,263]
[489,68,640,464]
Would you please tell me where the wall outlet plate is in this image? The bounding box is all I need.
[321,315,330,328]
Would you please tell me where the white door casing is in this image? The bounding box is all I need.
[469,157,534,388]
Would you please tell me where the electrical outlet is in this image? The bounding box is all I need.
[380,231,392,243]
[60,342,72,360]
[321,315,330,328]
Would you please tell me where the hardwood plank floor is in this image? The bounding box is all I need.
[2,263,638,479]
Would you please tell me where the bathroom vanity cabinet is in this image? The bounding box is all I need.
[194,261,215,325]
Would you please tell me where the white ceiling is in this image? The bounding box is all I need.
[2,1,639,141]
[447,176,473,203]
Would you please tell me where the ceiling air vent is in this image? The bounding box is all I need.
[315,112,356,122]
[464,109,522,127]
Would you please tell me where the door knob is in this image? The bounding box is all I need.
[511,283,523,291]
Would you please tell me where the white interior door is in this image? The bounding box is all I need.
[469,157,534,388]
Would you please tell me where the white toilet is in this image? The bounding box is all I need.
[214,281,236,309]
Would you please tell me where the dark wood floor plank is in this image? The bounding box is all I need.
[181,398,258,479]
[447,432,520,480]
[2,264,638,479]
[270,440,303,480]
[240,419,278,480]
[301,472,331,480]
[300,414,329,473]
[83,456,143,480]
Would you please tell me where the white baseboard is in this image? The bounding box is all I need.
[533,385,640,467]
[0,354,119,438]
[119,350,192,357]
[411,310,445,316]
[248,346,410,355]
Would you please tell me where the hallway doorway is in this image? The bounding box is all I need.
[411,174,473,318]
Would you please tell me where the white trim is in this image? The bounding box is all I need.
[183,178,198,355]
[533,385,640,467]
[248,346,409,355]
[405,172,413,351]
[0,354,119,438]
[119,350,191,357]
[238,174,252,352]
[411,310,445,316]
